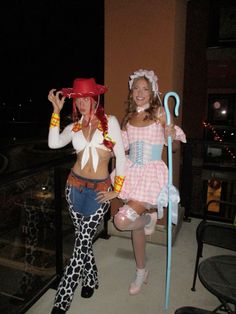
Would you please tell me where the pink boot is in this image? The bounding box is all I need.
[129,268,149,295]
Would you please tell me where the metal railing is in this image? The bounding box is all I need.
[180,139,236,222]
[0,142,110,313]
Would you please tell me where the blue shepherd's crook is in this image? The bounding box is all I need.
[163,92,180,309]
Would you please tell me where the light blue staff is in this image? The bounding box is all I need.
[163,92,180,309]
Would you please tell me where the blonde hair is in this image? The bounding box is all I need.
[121,76,162,129]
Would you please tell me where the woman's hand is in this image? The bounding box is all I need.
[164,124,176,140]
[48,89,66,114]
[96,190,119,203]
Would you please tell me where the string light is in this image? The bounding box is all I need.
[203,121,236,160]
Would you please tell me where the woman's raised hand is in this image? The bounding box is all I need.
[48,89,66,114]
[164,124,176,140]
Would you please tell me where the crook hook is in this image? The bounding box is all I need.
[164,92,180,126]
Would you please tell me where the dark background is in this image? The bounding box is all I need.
[0,0,104,142]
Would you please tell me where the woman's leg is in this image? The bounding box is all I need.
[82,201,110,289]
[114,201,148,268]
[114,200,149,231]
[52,185,109,312]
[52,203,83,312]
[132,228,146,269]
[114,200,151,295]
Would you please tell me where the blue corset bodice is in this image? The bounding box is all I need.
[128,141,163,165]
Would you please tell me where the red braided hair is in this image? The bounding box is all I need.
[95,106,115,150]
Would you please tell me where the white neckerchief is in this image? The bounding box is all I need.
[80,115,100,172]
[79,115,110,172]
[136,103,150,113]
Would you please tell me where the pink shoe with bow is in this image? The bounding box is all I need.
[129,268,149,295]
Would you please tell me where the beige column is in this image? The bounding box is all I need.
[105,0,187,188]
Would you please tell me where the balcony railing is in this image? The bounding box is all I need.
[180,139,236,223]
[0,140,109,313]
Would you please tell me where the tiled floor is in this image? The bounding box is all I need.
[25,218,234,314]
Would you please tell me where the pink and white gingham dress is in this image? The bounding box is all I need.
[117,122,186,207]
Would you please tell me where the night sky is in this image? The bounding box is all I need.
[0,0,104,129]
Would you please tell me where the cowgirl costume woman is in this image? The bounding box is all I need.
[48,78,125,314]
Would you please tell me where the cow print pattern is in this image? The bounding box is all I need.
[53,185,110,312]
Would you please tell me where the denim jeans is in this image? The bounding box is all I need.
[67,173,110,216]
[69,185,102,216]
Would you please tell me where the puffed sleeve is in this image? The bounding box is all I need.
[157,106,187,144]
[108,115,126,177]
[48,115,73,149]
[174,125,187,143]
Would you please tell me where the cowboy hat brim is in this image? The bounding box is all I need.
[61,84,108,98]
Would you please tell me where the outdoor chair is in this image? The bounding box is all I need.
[191,200,236,291]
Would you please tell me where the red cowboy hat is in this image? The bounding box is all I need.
[61,78,108,98]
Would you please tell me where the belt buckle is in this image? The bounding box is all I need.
[85,181,97,190]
